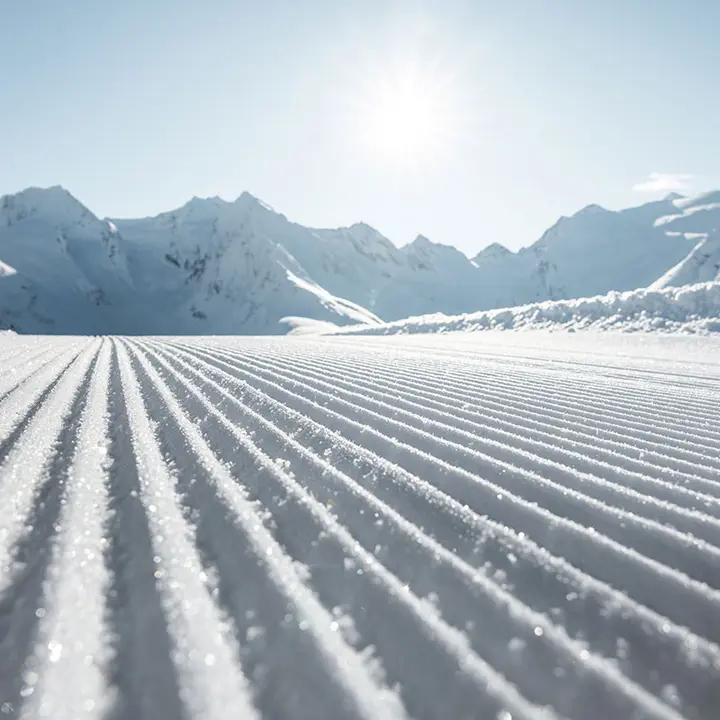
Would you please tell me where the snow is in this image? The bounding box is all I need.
[2,185,718,334]
[0,187,134,334]
[0,259,16,277]
[672,190,720,211]
[0,188,384,334]
[115,342,261,719]
[281,316,351,335]
[648,198,720,289]
[655,191,720,234]
[21,341,114,719]
[0,333,718,719]
[284,271,381,326]
[656,204,720,227]
[651,232,720,289]
[328,281,720,336]
[105,193,389,334]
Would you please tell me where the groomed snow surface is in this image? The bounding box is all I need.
[0,332,719,720]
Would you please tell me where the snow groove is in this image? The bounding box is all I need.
[177,344,720,552]
[252,345,720,480]
[114,341,259,720]
[319,337,720,453]
[0,332,718,720]
[156,341,720,636]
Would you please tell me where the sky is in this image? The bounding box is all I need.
[1,0,719,255]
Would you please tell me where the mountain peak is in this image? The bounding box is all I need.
[573,203,609,218]
[237,190,258,203]
[171,195,229,221]
[1,185,93,223]
[236,191,276,213]
[23,184,69,195]
[190,194,223,203]
[474,242,512,263]
[344,222,393,245]
[348,221,375,233]
[409,234,433,248]
[5,184,75,204]
[663,192,684,202]
[185,195,226,209]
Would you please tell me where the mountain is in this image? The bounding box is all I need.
[307,194,702,319]
[651,232,720,288]
[112,192,380,334]
[650,193,720,289]
[0,189,380,334]
[0,185,717,334]
[654,190,720,234]
[467,196,698,310]
[0,187,134,333]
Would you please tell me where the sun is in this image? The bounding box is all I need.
[356,67,454,171]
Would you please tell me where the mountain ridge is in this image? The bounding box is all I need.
[1,185,717,334]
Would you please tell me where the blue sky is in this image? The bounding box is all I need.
[2,0,718,254]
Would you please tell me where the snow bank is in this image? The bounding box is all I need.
[280,316,343,335]
[331,281,720,336]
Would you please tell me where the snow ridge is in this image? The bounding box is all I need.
[329,281,720,336]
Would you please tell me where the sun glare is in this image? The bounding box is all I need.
[357,67,454,171]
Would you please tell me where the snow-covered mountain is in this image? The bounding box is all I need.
[0,187,134,333]
[466,196,699,310]
[0,185,717,334]
[0,188,380,334]
[654,190,720,234]
[650,193,720,289]
[112,192,380,334]
[651,232,720,289]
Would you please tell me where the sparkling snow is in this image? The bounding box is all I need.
[0,332,718,719]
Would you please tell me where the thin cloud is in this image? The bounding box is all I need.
[633,172,694,193]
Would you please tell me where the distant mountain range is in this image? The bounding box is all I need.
[0,186,718,334]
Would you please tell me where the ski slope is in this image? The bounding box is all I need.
[0,332,719,720]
